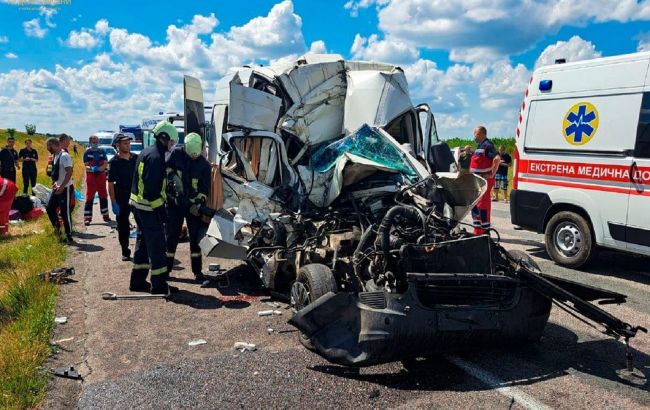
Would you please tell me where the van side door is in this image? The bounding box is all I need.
[625,91,650,254]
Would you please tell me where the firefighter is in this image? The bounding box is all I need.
[0,175,18,235]
[165,132,211,282]
[83,135,110,225]
[108,133,138,261]
[129,121,179,294]
[469,126,501,235]
[0,136,19,183]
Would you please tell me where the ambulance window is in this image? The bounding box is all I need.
[636,92,650,158]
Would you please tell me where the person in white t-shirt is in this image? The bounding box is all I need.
[45,137,74,244]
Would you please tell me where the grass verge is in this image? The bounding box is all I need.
[0,129,85,409]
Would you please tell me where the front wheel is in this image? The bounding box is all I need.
[545,211,595,269]
[290,264,337,351]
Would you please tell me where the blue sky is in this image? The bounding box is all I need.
[1,0,649,139]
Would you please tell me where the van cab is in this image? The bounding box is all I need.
[511,51,650,268]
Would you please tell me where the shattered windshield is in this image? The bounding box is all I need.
[311,124,417,178]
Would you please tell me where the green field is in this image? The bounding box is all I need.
[0,129,85,409]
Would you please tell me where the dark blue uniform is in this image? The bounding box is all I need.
[129,142,170,293]
[165,146,211,277]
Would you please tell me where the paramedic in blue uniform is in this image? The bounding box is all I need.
[469,126,501,235]
[129,121,179,294]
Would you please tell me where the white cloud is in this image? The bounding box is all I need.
[4,52,17,59]
[535,35,601,68]
[636,32,650,52]
[344,0,389,17]
[374,0,650,57]
[66,19,111,49]
[189,13,218,34]
[23,18,48,38]
[110,2,306,79]
[0,36,8,43]
[351,33,419,64]
[479,60,530,109]
[308,40,327,54]
[39,6,57,28]
[449,47,499,64]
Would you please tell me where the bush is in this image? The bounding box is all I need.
[7,128,16,138]
[24,124,36,136]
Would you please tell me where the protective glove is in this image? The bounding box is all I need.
[154,206,168,224]
[189,203,201,217]
[111,202,120,216]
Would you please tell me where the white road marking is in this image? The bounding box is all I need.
[447,355,553,410]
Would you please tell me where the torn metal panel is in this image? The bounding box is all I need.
[343,68,412,134]
[228,83,282,131]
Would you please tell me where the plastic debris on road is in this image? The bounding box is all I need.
[188,339,207,346]
[55,316,68,324]
[233,342,257,352]
[258,310,283,316]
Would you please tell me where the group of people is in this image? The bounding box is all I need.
[107,122,211,295]
[458,126,512,235]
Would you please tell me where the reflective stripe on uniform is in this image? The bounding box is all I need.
[0,178,7,196]
[190,252,201,257]
[191,178,198,190]
[130,161,166,210]
[471,167,493,173]
[150,266,167,276]
[166,252,175,257]
[132,263,150,270]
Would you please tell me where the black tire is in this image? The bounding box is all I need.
[544,211,595,269]
[507,249,541,272]
[290,264,337,351]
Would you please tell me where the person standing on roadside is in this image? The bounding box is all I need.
[469,126,501,235]
[108,133,138,261]
[83,135,110,225]
[58,133,77,211]
[493,145,512,202]
[129,121,179,294]
[45,137,74,244]
[458,145,473,172]
[18,139,38,194]
[0,136,19,182]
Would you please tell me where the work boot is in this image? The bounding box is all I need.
[103,215,111,222]
[121,250,131,261]
[194,272,205,283]
[129,281,151,292]
[84,219,91,226]
[151,275,178,295]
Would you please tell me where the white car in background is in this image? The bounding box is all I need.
[130,142,143,155]
[99,145,116,162]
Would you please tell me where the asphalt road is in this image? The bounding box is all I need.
[44,200,650,409]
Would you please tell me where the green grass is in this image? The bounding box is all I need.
[0,129,85,409]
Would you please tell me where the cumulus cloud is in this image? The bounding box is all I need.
[23,18,48,38]
[636,32,650,52]
[535,35,601,68]
[350,34,419,64]
[0,1,309,138]
[109,1,305,79]
[308,40,327,54]
[344,0,389,17]
[479,61,530,109]
[66,19,111,49]
[40,6,57,28]
[5,52,17,59]
[374,0,650,57]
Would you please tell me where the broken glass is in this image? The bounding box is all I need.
[310,124,417,178]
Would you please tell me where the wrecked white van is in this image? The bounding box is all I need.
[182,55,644,368]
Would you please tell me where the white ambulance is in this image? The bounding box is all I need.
[511,51,650,268]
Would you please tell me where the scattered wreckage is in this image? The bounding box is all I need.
[182,54,646,369]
